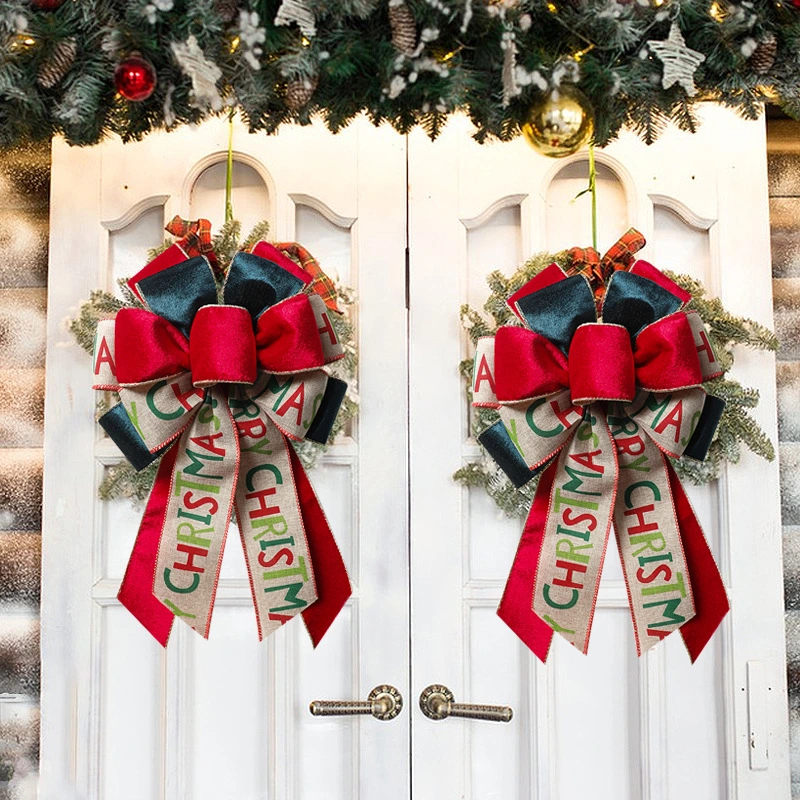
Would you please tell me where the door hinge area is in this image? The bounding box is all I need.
[747,660,770,771]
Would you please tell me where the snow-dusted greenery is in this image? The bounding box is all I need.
[1,0,799,149]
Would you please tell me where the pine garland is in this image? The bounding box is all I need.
[454,252,778,519]
[68,219,359,503]
[0,0,799,149]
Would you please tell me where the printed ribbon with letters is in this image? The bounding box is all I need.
[473,234,730,662]
[92,238,351,647]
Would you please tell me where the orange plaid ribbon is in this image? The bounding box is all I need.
[566,228,646,310]
[276,242,342,313]
[165,216,220,274]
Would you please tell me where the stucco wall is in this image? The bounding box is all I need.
[767,119,800,799]
[0,143,48,799]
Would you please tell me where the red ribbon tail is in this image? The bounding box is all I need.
[667,463,730,662]
[288,446,352,647]
[497,460,558,663]
[118,445,177,647]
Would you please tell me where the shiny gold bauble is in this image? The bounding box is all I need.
[521,86,594,158]
[6,32,38,54]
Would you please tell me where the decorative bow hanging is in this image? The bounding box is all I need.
[472,233,730,662]
[92,239,351,646]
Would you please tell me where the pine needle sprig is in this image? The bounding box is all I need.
[98,462,158,504]
[67,289,125,354]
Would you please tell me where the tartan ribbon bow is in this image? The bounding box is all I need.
[92,240,351,646]
[566,227,646,310]
[275,241,342,313]
[472,247,729,662]
[165,215,219,273]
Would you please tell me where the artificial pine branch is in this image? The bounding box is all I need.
[67,289,125,354]
[1,0,799,148]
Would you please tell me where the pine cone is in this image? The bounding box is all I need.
[285,76,318,111]
[37,37,76,89]
[214,0,240,23]
[749,33,777,75]
[389,2,417,56]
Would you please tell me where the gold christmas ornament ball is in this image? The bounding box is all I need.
[7,32,38,54]
[522,86,594,158]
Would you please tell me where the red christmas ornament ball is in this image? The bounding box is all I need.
[31,0,66,9]
[114,55,157,102]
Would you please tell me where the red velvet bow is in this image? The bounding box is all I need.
[494,311,703,406]
[92,240,351,648]
[115,293,325,388]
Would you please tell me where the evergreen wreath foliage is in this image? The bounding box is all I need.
[0,0,798,149]
[67,219,359,503]
[454,251,778,519]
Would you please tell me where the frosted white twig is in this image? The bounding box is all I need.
[275,0,317,38]
[171,35,224,111]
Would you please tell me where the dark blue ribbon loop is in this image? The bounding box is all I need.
[99,402,170,471]
[136,256,218,338]
[515,276,596,354]
[478,420,548,488]
[683,394,726,462]
[223,251,307,321]
[306,378,348,444]
[602,271,683,339]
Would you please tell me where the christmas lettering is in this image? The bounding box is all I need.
[161,431,226,618]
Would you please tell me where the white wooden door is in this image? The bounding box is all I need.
[42,108,790,800]
[408,105,790,799]
[40,118,409,800]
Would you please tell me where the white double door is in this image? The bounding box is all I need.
[42,108,788,800]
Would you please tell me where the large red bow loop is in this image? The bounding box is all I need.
[493,313,705,408]
[190,305,257,387]
[115,294,326,389]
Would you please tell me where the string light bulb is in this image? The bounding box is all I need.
[709,2,726,21]
[7,33,37,54]
[432,44,463,63]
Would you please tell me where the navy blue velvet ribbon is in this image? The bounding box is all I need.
[223,251,308,321]
[478,420,548,489]
[516,276,596,355]
[683,394,725,462]
[99,403,165,470]
[136,256,217,339]
[603,271,683,339]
